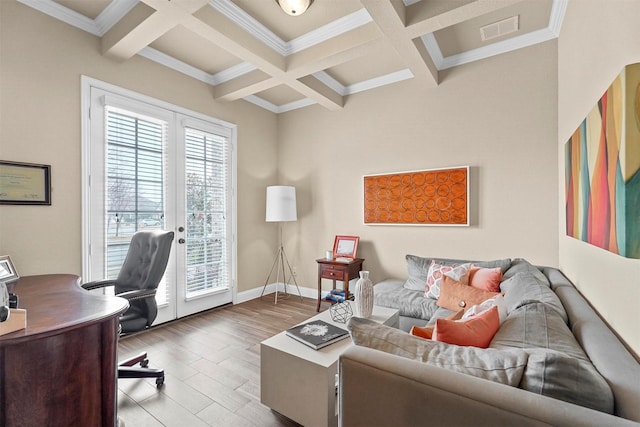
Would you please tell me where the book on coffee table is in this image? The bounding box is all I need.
[286,320,349,350]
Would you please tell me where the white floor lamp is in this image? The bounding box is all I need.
[261,186,303,303]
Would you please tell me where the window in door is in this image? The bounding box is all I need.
[83,77,237,324]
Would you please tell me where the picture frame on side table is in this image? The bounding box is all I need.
[0,160,51,205]
[0,255,19,284]
[332,235,359,260]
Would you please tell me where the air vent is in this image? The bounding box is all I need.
[480,15,519,42]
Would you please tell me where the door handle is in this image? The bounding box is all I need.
[178,238,186,244]
[178,226,185,232]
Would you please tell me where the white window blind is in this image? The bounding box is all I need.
[184,127,230,297]
[105,107,168,280]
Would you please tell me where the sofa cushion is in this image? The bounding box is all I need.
[374,279,439,320]
[491,301,585,360]
[500,272,568,323]
[522,349,614,414]
[348,317,528,387]
[436,275,500,311]
[433,306,500,348]
[502,258,550,284]
[403,254,512,291]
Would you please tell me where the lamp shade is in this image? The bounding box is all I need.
[266,186,297,222]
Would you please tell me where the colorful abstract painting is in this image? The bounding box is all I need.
[364,166,469,225]
[565,63,640,258]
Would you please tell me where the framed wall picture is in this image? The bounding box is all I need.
[0,255,19,284]
[364,166,469,226]
[333,235,359,259]
[0,160,51,205]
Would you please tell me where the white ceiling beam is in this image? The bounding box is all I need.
[297,75,344,109]
[286,23,383,77]
[215,71,278,101]
[192,5,344,110]
[102,0,209,60]
[360,0,438,87]
[216,23,383,103]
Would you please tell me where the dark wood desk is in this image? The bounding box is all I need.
[316,258,364,311]
[0,274,128,427]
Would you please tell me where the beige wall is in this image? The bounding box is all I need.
[278,40,559,290]
[0,1,278,292]
[558,0,640,356]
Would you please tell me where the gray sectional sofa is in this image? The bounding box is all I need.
[338,256,640,426]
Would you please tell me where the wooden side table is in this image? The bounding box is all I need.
[316,258,364,311]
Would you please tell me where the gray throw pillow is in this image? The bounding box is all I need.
[347,317,528,387]
[522,348,614,414]
[403,254,512,291]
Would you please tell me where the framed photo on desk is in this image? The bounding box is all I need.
[333,235,359,260]
[0,255,18,284]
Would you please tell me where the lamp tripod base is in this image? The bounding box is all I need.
[260,244,302,304]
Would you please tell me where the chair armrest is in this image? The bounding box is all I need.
[117,289,157,301]
[81,279,116,291]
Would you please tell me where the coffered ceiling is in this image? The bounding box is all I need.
[19,0,566,113]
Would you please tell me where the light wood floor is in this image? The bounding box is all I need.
[117,294,318,427]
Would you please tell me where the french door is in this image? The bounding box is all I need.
[83,78,236,324]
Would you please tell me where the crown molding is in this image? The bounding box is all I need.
[17,0,100,35]
[243,95,317,114]
[277,98,318,113]
[209,0,288,55]
[548,0,568,36]
[212,62,258,85]
[210,0,372,56]
[314,69,413,96]
[285,9,373,55]
[242,95,279,113]
[17,0,136,36]
[138,47,217,85]
[312,71,346,95]
[345,69,414,95]
[94,0,138,36]
[421,0,567,70]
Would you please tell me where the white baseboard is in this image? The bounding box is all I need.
[235,282,318,304]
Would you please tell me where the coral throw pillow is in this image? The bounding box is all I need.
[424,261,472,299]
[409,309,464,340]
[436,275,501,311]
[469,266,503,292]
[433,306,500,348]
[409,324,434,340]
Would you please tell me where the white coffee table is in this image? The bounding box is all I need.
[260,302,399,427]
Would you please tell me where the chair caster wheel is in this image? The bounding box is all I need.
[156,376,164,387]
[140,359,149,368]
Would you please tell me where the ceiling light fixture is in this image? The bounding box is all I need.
[276,0,314,16]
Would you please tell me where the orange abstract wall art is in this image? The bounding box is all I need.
[364,166,469,225]
[565,63,640,258]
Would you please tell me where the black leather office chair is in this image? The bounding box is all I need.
[82,229,174,387]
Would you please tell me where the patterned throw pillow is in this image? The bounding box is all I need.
[424,261,472,299]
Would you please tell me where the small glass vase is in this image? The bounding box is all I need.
[354,271,374,318]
